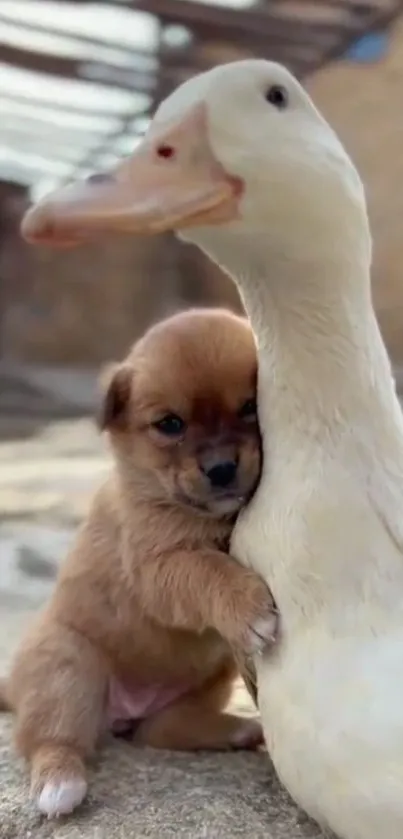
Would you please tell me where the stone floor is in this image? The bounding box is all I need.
[0,369,323,839]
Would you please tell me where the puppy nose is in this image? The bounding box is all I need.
[205,460,237,488]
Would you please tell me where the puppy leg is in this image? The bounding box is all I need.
[135,700,263,751]
[134,667,263,751]
[10,622,108,817]
[135,548,277,656]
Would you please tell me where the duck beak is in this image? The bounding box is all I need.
[21,104,241,248]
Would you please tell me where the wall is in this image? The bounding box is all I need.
[0,219,239,366]
[307,15,403,362]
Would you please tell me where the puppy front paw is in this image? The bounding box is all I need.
[246,612,277,655]
[218,572,278,656]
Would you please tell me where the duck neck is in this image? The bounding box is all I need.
[232,248,402,464]
[228,247,403,619]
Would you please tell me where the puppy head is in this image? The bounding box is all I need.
[99,308,261,518]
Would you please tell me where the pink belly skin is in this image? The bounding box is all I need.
[106,676,188,733]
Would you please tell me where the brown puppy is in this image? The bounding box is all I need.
[1,308,276,818]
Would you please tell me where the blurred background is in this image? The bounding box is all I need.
[0,0,403,607]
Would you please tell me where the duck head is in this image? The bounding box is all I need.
[21,61,370,272]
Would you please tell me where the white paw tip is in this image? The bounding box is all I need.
[37,777,87,818]
[250,615,277,649]
[231,718,264,749]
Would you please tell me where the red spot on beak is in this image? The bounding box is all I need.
[156,144,175,160]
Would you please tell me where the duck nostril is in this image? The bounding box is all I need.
[86,172,113,185]
[205,461,237,489]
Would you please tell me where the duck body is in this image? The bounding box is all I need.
[20,59,403,839]
[228,261,403,837]
[257,621,403,839]
[234,440,403,838]
[183,66,403,836]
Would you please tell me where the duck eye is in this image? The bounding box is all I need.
[238,397,257,421]
[265,85,288,110]
[153,413,185,436]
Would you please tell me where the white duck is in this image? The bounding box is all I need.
[22,60,403,839]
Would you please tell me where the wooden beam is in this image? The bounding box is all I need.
[0,12,154,60]
[158,35,320,76]
[60,0,402,42]
[0,43,155,93]
[117,0,366,44]
[269,0,394,10]
[62,0,398,13]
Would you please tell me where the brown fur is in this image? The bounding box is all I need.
[1,308,276,815]
[0,677,10,712]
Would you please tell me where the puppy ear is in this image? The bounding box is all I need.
[97,363,132,431]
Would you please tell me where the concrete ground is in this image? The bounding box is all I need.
[0,368,324,839]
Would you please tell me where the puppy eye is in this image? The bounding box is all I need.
[265,85,288,110]
[153,413,186,436]
[238,397,257,421]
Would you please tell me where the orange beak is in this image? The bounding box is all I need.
[21,104,241,248]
